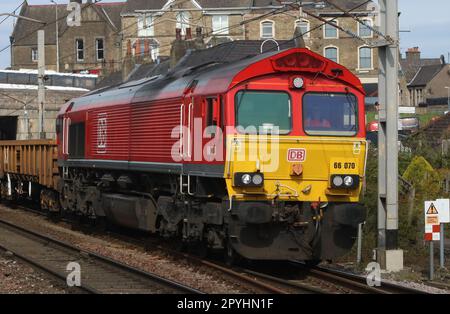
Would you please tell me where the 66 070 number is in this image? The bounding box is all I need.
[333,162,356,170]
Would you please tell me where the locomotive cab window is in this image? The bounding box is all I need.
[303,93,358,136]
[235,91,291,134]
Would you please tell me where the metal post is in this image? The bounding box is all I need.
[377,0,387,254]
[430,241,434,280]
[37,29,46,139]
[357,223,363,264]
[377,0,403,271]
[440,223,445,268]
[385,0,399,251]
[24,106,30,140]
[51,0,59,72]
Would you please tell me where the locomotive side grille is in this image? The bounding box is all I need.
[68,122,85,159]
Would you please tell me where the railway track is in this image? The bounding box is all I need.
[290,261,428,294]
[0,218,202,294]
[0,204,429,294]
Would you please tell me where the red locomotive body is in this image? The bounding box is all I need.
[12,47,368,262]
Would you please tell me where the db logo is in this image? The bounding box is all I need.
[287,148,306,162]
[97,113,107,153]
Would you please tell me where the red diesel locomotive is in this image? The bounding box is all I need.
[3,47,368,263]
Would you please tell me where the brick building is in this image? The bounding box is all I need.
[399,47,449,107]
[11,0,379,84]
[11,0,124,75]
[121,0,379,84]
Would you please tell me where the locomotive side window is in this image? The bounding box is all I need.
[68,122,85,158]
[303,93,358,136]
[235,91,291,134]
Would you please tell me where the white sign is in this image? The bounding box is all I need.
[424,201,440,241]
[436,199,450,223]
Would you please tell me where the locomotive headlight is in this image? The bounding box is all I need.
[234,173,264,187]
[343,176,354,187]
[252,174,264,185]
[241,174,252,185]
[332,175,344,187]
[331,175,359,189]
[292,77,304,89]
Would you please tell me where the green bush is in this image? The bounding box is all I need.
[356,148,443,265]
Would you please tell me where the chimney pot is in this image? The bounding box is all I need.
[175,28,182,40]
[144,39,150,57]
[185,28,192,40]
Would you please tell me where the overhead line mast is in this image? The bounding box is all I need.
[377,0,403,271]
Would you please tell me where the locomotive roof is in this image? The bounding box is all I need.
[63,47,363,113]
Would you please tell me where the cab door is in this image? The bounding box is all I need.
[202,96,223,163]
[180,95,194,161]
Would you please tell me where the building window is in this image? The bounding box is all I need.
[324,20,338,38]
[324,46,338,63]
[96,38,104,61]
[358,19,373,38]
[212,15,229,35]
[261,20,274,39]
[359,46,372,69]
[138,14,154,37]
[176,11,191,35]
[76,39,84,62]
[31,48,38,62]
[295,19,310,38]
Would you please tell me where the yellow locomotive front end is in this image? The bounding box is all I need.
[222,53,368,262]
[224,134,367,262]
[226,135,366,204]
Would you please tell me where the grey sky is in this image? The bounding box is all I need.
[0,0,448,69]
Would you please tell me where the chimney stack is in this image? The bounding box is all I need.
[171,28,188,68]
[406,47,421,64]
[193,27,206,50]
[196,27,202,39]
[122,39,135,82]
[293,25,306,48]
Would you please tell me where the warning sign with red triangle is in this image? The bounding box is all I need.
[426,203,439,215]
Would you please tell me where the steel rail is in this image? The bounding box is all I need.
[0,218,202,294]
[290,261,428,294]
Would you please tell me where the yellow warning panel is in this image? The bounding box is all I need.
[426,203,439,215]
